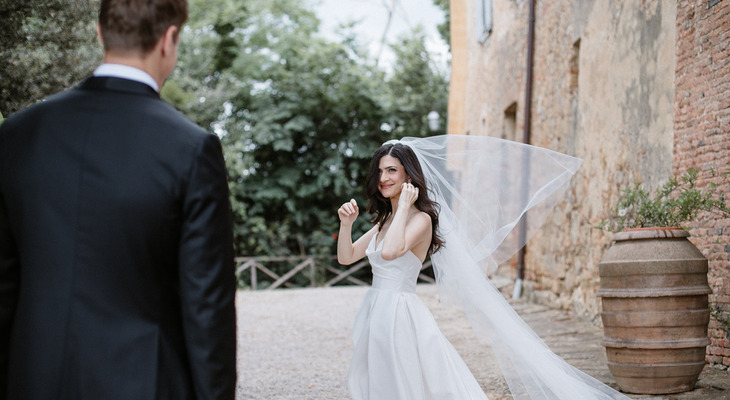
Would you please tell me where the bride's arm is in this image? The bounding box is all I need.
[337,199,377,265]
[381,183,431,261]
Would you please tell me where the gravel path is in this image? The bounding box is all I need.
[234,284,509,399]
[235,286,362,399]
[235,284,730,400]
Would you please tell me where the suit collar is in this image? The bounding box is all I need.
[94,63,159,92]
[80,76,160,99]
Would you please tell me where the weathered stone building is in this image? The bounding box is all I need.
[448,0,729,366]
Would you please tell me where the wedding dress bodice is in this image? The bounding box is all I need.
[365,235,421,293]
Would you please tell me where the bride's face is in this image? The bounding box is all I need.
[378,154,408,199]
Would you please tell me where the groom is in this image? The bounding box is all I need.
[0,0,237,399]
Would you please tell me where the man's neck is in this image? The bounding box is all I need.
[103,53,164,90]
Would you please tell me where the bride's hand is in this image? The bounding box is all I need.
[337,199,359,226]
[398,182,419,209]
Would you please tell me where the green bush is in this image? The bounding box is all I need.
[600,169,730,231]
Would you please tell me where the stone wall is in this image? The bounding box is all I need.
[527,0,677,321]
[449,0,677,322]
[674,0,730,367]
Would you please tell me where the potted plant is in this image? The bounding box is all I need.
[597,169,729,395]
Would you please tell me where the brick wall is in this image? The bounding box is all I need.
[674,0,730,367]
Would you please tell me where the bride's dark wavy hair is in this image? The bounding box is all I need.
[366,143,444,256]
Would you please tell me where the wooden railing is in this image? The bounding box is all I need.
[235,256,434,290]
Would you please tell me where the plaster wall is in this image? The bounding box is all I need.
[449,0,677,321]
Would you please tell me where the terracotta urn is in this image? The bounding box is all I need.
[597,227,710,394]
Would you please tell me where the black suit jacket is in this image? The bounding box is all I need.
[0,77,237,399]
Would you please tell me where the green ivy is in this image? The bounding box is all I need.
[710,303,730,336]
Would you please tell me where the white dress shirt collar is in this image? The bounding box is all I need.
[93,63,159,92]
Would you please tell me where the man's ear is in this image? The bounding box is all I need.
[96,23,104,46]
[161,25,179,56]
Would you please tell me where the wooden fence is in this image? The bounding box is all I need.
[235,256,434,290]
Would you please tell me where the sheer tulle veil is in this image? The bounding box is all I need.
[390,135,629,400]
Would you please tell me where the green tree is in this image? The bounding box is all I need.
[1,0,449,273]
[432,0,450,49]
[0,0,449,287]
[0,0,102,115]
[166,0,388,263]
[166,0,450,274]
[384,28,449,138]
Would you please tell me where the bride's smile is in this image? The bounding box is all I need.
[378,154,407,199]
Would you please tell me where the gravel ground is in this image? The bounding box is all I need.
[235,284,730,400]
[236,286,361,399]
[234,284,513,399]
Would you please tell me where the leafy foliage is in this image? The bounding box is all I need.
[384,28,449,137]
[2,0,450,275]
[0,0,102,115]
[165,0,449,262]
[600,169,730,231]
[432,0,451,49]
[710,303,730,335]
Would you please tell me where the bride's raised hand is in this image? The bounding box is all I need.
[337,199,359,226]
[398,182,419,209]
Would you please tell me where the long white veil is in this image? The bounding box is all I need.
[397,135,629,400]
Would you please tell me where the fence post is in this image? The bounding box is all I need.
[251,264,257,291]
[310,257,315,287]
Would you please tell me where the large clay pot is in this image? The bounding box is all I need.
[597,227,710,394]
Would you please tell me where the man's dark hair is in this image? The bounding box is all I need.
[99,0,188,55]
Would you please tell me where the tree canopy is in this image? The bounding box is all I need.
[0,0,102,114]
[2,0,450,270]
[432,0,451,50]
[164,0,449,261]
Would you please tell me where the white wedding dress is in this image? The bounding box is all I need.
[346,135,631,400]
[347,234,488,400]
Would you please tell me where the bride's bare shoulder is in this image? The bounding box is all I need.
[410,210,432,226]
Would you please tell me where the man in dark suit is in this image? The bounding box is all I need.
[0,0,237,398]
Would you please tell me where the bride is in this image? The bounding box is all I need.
[336,136,631,400]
